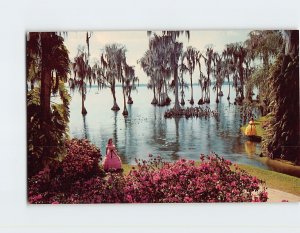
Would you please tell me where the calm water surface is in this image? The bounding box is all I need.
[64,84,269,169]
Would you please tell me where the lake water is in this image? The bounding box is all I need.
[64,83,270,170]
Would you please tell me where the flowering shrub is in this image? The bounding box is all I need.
[67,173,126,203]
[60,139,103,187]
[28,139,105,203]
[124,154,268,203]
[28,140,268,203]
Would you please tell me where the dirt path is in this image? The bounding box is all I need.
[267,188,300,202]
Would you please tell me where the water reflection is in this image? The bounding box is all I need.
[62,85,270,170]
[244,141,257,157]
[82,115,89,139]
[169,118,180,161]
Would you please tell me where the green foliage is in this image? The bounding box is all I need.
[245,30,283,66]
[262,54,299,164]
[27,32,71,175]
[123,64,138,99]
[245,30,284,111]
[100,43,136,112]
[139,34,183,107]
[27,82,71,177]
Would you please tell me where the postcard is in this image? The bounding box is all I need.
[26,30,299,204]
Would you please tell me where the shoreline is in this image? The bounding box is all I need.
[241,116,300,178]
[260,157,300,178]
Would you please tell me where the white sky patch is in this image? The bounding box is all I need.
[64,30,251,84]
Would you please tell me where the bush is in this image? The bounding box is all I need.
[124,154,268,203]
[67,173,126,203]
[28,140,268,203]
[28,139,105,204]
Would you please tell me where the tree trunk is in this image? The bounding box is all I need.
[151,85,158,105]
[122,80,128,116]
[81,78,87,115]
[174,65,180,110]
[207,73,211,103]
[127,87,133,104]
[239,65,244,101]
[164,79,168,99]
[216,86,219,103]
[190,72,194,105]
[227,76,230,100]
[127,94,133,104]
[82,115,88,139]
[158,87,161,106]
[40,65,51,164]
[180,72,185,105]
[111,82,120,111]
[40,67,51,123]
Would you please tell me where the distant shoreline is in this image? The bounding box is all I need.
[81,81,235,88]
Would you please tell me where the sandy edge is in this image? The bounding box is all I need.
[267,188,300,202]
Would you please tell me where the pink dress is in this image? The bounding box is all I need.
[102,144,122,171]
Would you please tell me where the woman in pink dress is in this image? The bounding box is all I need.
[102,138,122,172]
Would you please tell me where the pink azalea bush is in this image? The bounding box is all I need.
[124,154,268,203]
[28,139,106,204]
[28,140,268,204]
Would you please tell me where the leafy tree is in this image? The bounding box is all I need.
[262,30,299,164]
[100,44,125,111]
[202,46,215,103]
[70,50,91,115]
[26,32,70,176]
[69,32,93,115]
[147,31,189,109]
[141,35,171,106]
[167,39,183,110]
[245,30,283,67]
[184,46,198,105]
[225,43,249,103]
[221,48,233,101]
[178,52,188,105]
[148,35,172,106]
[123,64,138,105]
[100,44,135,115]
[245,30,283,111]
[139,49,158,105]
[212,51,224,103]
[114,46,127,115]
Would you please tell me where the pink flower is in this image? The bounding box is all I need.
[36,194,42,200]
[126,195,133,203]
[230,181,236,187]
[184,196,193,203]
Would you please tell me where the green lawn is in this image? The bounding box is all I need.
[122,162,300,196]
[239,115,300,195]
[237,163,300,196]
